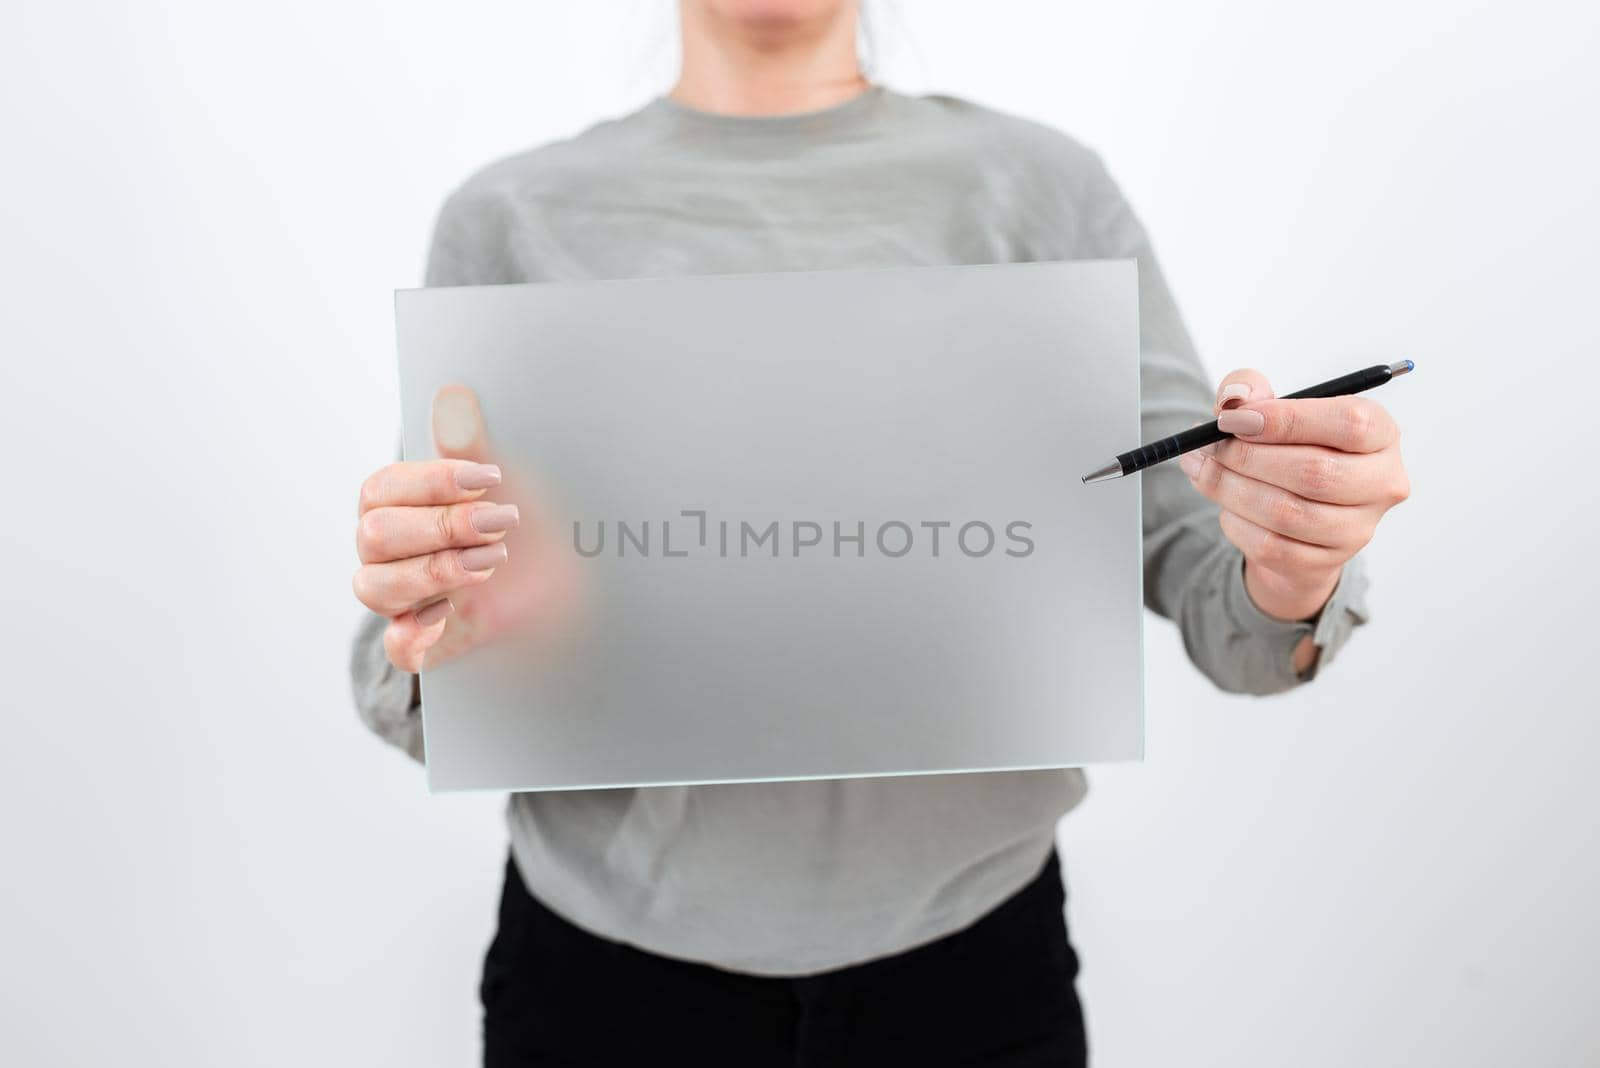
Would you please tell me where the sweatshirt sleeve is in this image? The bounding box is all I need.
[347,192,496,763]
[1082,152,1371,693]
[350,607,425,761]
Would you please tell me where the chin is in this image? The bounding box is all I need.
[696,0,856,27]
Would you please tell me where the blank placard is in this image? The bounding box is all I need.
[395,261,1143,792]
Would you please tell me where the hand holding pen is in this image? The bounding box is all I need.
[1085,362,1413,630]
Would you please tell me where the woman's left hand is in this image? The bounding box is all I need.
[1179,368,1410,625]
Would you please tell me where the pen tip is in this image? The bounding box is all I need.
[1081,460,1123,484]
[1390,359,1415,376]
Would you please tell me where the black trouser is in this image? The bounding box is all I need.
[481,849,1088,1066]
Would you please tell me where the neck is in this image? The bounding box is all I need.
[671,3,869,116]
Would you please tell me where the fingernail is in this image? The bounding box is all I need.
[1178,451,1203,478]
[471,502,520,534]
[460,543,508,572]
[456,463,502,492]
[415,598,453,626]
[1217,383,1251,408]
[1218,409,1265,436]
[434,386,484,452]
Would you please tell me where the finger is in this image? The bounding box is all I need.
[383,601,453,674]
[1218,395,1398,453]
[1179,448,1358,549]
[357,500,520,564]
[358,458,502,514]
[433,384,491,463]
[1201,439,1393,506]
[1213,368,1277,415]
[351,542,508,616]
[1217,510,1348,575]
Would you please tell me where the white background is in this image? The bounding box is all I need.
[3,1,1596,1064]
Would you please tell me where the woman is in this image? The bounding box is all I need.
[350,2,1410,1063]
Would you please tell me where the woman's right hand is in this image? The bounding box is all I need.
[352,385,520,673]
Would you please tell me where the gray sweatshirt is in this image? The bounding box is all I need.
[350,86,1370,976]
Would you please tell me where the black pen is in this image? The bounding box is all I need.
[1080,360,1415,483]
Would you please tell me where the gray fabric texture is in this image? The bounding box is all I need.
[349,86,1370,975]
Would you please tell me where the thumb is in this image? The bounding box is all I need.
[1213,367,1277,416]
[431,384,492,463]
